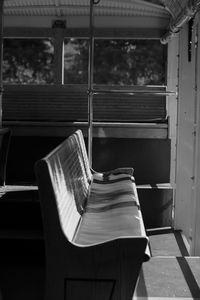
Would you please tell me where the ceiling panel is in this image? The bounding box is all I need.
[3,0,169,18]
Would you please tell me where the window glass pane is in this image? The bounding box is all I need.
[94,39,166,86]
[64,38,88,84]
[3,38,54,84]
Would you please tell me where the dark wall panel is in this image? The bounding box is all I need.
[6,136,170,185]
[92,138,171,184]
[3,85,166,123]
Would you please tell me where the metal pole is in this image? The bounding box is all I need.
[88,0,95,167]
[0,0,4,128]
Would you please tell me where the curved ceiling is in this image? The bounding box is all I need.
[2,0,170,30]
[2,0,200,39]
[3,0,168,18]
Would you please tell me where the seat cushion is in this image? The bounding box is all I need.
[73,172,146,246]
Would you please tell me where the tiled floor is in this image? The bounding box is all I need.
[133,256,200,299]
[133,229,200,299]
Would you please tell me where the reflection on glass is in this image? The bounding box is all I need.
[64,38,88,84]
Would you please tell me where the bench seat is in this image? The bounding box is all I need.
[35,129,150,300]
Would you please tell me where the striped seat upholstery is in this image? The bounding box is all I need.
[35,129,150,300]
[74,172,147,246]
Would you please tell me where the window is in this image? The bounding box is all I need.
[3,38,166,86]
[64,38,88,84]
[63,38,166,86]
[2,36,167,124]
[3,38,54,84]
[93,39,166,86]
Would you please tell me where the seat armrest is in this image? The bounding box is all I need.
[103,167,134,176]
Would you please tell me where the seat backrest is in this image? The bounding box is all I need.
[0,128,11,186]
[35,130,92,242]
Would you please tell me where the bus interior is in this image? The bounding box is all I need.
[1,0,200,299]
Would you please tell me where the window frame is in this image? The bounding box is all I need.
[3,27,167,86]
[2,27,169,137]
[3,37,55,85]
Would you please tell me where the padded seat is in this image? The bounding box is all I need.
[74,172,145,246]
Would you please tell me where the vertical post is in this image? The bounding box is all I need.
[54,31,64,84]
[167,37,179,195]
[191,16,200,255]
[0,0,4,128]
[88,0,95,167]
[52,21,66,85]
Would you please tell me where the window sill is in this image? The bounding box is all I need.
[3,121,168,139]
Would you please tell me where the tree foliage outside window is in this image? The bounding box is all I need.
[94,39,166,85]
[64,38,166,86]
[3,39,54,84]
[3,38,166,86]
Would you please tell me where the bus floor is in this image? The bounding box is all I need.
[0,229,200,300]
